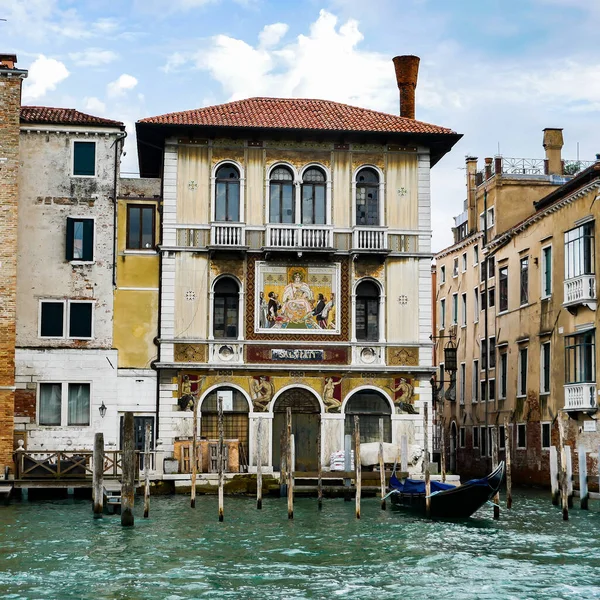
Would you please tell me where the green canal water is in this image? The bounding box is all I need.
[1,491,599,600]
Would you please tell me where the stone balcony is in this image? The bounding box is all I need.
[210,222,246,248]
[264,224,333,251]
[351,227,389,253]
[563,274,596,310]
[564,382,597,412]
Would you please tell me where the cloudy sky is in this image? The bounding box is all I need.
[3,0,599,250]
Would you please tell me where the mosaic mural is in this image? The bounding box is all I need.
[255,262,340,334]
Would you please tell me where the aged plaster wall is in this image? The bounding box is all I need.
[386,258,419,343]
[174,253,209,339]
[386,152,418,230]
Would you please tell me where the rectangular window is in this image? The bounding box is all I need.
[489,378,496,402]
[481,338,487,370]
[542,245,552,298]
[452,293,458,325]
[440,298,446,329]
[39,382,91,426]
[520,256,529,305]
[39,383,62,426]
[474,288,479,323]
[453,258,459,278]
[66,218,94,261]
[462,253,467,272]
[541,342,551,394]
[127,205,155,250]
[499,352,508,398]
[461,293,467,327]
[472,360,479,402]
[460,363,466,404]
[473,426,479,448]
[473,245,479,265]
[564,222,595,280]
[518,347,528,396]
[541,422,551,449]
[481,380,486,403]
[481,425,487,456]
[40,301,65,337]
[68,383,91,426]
[565,330,596,383]
[517,423,526,449]
[69,302,93,339]
[488,256,495,279]
[73,141,96,176]
[488,287,495,307]
[499,266,508,312]
[481,289,487,311]
[489,336,496,368]
[499,425,505,450]
[440,265,446,284]
[459,427,466,448]
[480,258,487,282]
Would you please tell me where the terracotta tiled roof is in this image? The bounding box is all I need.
[138,97,455,135]
[20,106,124,128]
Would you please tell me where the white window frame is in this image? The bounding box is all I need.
[440,298,446,329]
[473,244,479,266]
[461,292,467,327]
[37,381,92,427]
[67,215,96,264]
[461,252,467,272]
[541,243,552,299]
[541,421,552,450]
[488,378,496,402]
[452,293,458,325]
[440,265,446,284]
[453,258,459,278]
[210,159,246,223]
[38,299,95,340]
[472,359,479,402]
[499,351,508,399]
[459,362,466,404]
[473,288,479,323]
[479,207,495,231]
[265,161,299,225]
[540,341,551,395]
[517,347,528,398]
[517,423,527,449]
[351,164,385,228]
[71,139,97,178]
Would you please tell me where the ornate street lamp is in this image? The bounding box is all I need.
[99,402,107,419]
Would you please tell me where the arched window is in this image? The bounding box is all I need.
[269,166,294,224]
[213,278,239,339]
[301,167,326,225]
[215,164,240,222]
[356,167,379,226]
[201,387,249,468]
[355,280,380,341]
[344,390,392,443]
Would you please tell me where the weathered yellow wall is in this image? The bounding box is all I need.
[386,153,419,229]
[332,150,351,228]
[174,253,209,339]
[386,258,419,342]
[177,145,210,224]
[246,148,264,226]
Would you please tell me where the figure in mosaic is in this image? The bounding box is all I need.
[249,375,274,411]
[388,377,417,414]
[323,376,343,412]
[178,374,197,411]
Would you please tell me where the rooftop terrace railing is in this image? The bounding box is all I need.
[476,157,596,184]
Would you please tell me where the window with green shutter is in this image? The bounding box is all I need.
[66,217,94,261]
[73,141,96,176]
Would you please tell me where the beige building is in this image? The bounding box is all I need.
[435,129,599,485]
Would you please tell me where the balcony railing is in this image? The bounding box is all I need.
[564,383,597,411]
[564,274,596,307]
[265,224,333,249]
[210,223,245,247]
[352,227,388,251]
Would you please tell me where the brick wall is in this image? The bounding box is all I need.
[14,388,35,420]
[0,69,25,471]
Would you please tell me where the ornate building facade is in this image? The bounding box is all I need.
[137,55,461,474]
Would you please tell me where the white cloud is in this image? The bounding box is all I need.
[107,74,139,97]
[69,48,118,67]
[22,55,69,102]
[162,52,187,73]
[83,97,107,115]
[258,23,288,48]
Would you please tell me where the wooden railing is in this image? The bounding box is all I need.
[13,450,143,481]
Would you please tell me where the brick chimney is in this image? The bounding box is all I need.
[466,156,478,233]
[392,55,420,119]
[543,128,564,175]
[0,54,18,69]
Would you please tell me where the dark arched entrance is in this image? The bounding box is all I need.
[450,421,457,473]
[344,390,392,443]
[272,388,320,472]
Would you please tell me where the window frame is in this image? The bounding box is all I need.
[269,165,295,224]
[541,422,551,450]
[473,288,479,323]
[498,265,508,313]
[38,299,95,340]
[488,378,496,402]
[71,139,97,178]
[37,381,92,427]
[459,362,466,405]
[459,426,466,448]
[517,347,528,397]
[355,280,381,342]
[565,329,596,384]
[472,359,479,403]
[461,253,467,272]
[489,336,496,369]
[453,258,459,278]
[440,298,446,329]
[213,277,240,340]
[499,351,508,399]
[473,244,479,266]
[564,221,595,281]
[541,244,552,299]
[461,292,467,327]
[520,256,529,306]
[215,163,241,223]
[126,204,156,251]
[517,423,527,449]
[452,293,458,325]
[473,426,480,448]
[540,341,551,394]
[300,166,327,225]
[355,166,381,227]
[66,216,95,263]
[440,265,446,284]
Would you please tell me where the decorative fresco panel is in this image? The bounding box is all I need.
[387,346,419,366]
[255,262,340,334]
[174,344,208,363]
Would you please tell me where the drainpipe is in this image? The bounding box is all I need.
[111,131,127,288]
[483,188,490,470]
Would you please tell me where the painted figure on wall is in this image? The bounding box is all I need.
[249,375,274,411]
[178,374,200,411]
[257,262,339,332]
[323,376,343,412]
[387,377,417,414]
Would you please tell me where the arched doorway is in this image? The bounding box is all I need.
[344,390,392,443]
[272,388,320,472]
[449,421,457,473]
[201,387,250,469]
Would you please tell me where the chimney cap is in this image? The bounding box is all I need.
[392,55,420,87]
[0,53,18,69]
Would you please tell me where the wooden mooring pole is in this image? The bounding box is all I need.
[354,415,361,519]
[286,407,293,519]
[492,426,500,520]
[256,419,262,510]
[379,418,386,510]
[143,422,151,518]
[218,396,224,522]
[121,412,135,527]
[344,434,352,502]
[280,429,287,498]
[578,444,588,510]
[92,432,104,519]
[550,445,559,506]
[566,444,574,509]
[504,418,512,509]
[424,403,431,519]
[317,422,323,510]
[557,415,568,521]
[191,397,198,509]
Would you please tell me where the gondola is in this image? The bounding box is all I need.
[387,461,505,519]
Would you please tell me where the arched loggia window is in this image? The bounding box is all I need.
[301,167,326,224]
[213,278,239,339]
[269,166,294,224]
[344,391,392,443]
[215,164,240,222]
[355,280,380,341]
[356,167,379,226]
